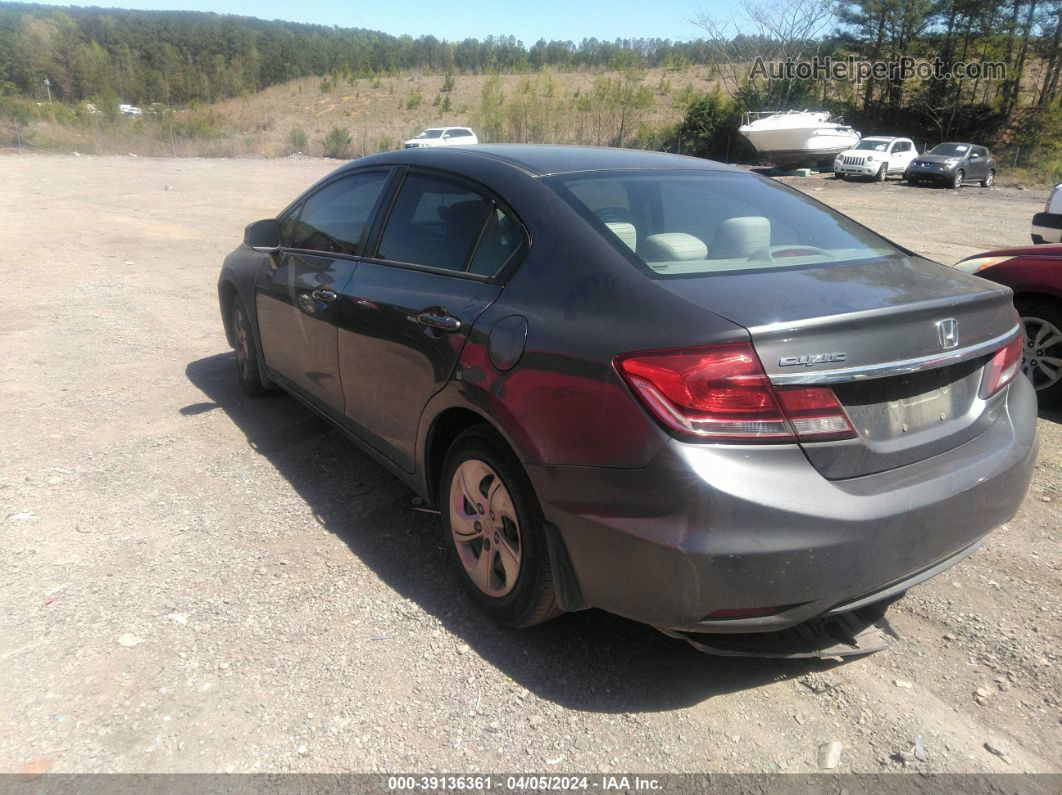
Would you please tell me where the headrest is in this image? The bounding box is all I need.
[712,216,771,259]
[604,222,637,252]
[640,233,708,262]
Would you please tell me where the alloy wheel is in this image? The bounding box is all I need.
[449,459,523,597]
[1021,315,1062,392]
[952,169,964,189]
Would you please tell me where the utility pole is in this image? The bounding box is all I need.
[43,77,51,103]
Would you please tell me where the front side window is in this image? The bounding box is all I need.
[548,170,900,276]
[287,172,388,255]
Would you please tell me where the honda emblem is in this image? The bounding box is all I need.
[936,318,958,350]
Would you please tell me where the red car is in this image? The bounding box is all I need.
[956,243,1062,405]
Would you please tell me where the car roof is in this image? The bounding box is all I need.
[350,144,740,177]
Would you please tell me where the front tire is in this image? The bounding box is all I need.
[440,426,562,627]
[1016,298,1062,407]
[231,298,273,397]
[951,169,965,189]
[875,163,887,182]
[981,169,995,188]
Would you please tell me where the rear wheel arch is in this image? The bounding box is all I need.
[425,408,508,507]
[1013,290,1062,308]
[424,406,586,612]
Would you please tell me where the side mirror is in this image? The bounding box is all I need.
[244,219,280,252]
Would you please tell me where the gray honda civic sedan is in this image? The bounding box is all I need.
[219,145,1037,657]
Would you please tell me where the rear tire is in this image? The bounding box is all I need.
[231,298,274,397]
[440,426,562,627]
[981,169,995,188]
[1015,297,1062,407]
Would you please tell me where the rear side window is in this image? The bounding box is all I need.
[469,207,523,275]
[288,171,388,255]
[548,170,899,276]
[376,173,522,275]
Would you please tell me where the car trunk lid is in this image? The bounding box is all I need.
[658,255,1019,478]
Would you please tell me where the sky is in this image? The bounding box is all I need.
[24,0,745,42]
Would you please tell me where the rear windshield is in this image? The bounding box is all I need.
[545,170,900,275]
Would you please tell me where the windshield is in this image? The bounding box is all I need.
[928,143,969,157]
[416,129,444,139]
[854,140,889,151]
[546,170,900,276]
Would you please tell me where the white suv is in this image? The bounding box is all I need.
[1032,183,1062,244]
[402,127,479,149]
[834,137,918,181]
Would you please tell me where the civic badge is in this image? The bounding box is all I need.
[936,318,958,350]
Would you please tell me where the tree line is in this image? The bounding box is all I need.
[0,0,1058,180]
[0,2,719,105]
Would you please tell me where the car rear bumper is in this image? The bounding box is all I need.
[1032,212,1062,244]
[527,375,1038,633]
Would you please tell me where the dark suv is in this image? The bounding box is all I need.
[906,142,996,188]
[218,145,1036,655]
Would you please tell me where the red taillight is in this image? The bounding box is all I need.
[980,334,1023,399]
[615,343,856,443]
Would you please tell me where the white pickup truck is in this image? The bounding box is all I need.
[1032,183,1062,244]
[833,137,918,181]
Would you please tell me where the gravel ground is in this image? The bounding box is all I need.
[0,154,1059,775]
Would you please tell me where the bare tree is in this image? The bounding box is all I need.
[1037,0,1062,105]
[692,0,836,101]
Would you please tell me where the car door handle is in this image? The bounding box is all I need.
[416,310,461,332]
[311,288,337,303]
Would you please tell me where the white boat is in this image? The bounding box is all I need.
[738,110,861,166]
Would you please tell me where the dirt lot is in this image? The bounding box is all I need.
[0,154,1059,776]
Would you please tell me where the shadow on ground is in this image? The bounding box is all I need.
[186,352,847,713]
